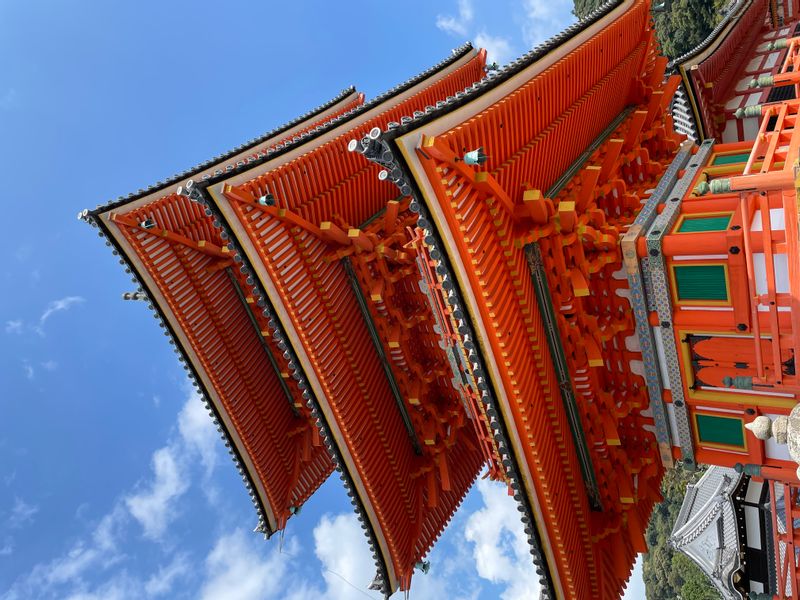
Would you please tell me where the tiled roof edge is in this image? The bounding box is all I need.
[86,42,475,217]
[667,0,752,72]
[82,215,276,538]
[183,43,475,194]
[86,85,357,216]
[377,0,624,140]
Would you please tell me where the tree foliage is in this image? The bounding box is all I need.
[572,0,729,59]
[642,465,721,600]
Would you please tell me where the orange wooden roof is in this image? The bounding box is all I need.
[83,87,370,535]
[111,194,332,533]
[378,0,677,597]
[207,49,490,594]
[85,45,488,597]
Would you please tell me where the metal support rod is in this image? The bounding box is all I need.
[342,257,423,455]
[226,268,300,417]
[525,243,603,511]
[545,107,634,199]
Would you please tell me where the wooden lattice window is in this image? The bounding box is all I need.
[673,264,728,302]
[676,214,732,233]
[711,152,750,165]
[695,413,745,448]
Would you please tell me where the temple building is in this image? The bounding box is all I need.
[81,0,800,597]
[670,467,752,600]
[671,466,775,599]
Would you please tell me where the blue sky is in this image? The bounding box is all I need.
[0,1,646,598]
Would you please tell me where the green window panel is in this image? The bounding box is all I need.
[677,215,732,233]
[711,152,750,165]
[674,265,728,301]
[696,414,744,447]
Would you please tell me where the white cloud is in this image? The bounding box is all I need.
[313,513,383,599]
[464,479,540,600]
[520,0,575,49]
[144,554,190,596]
[177,388,217,477]
[199,529,291,600]
[13,244,32,262]
[0,381,217,600]
[436,0,474,36]
[126,384,217,539]
[125,446,188,540]
[0,89,18,110]
[22,361,34,380]
[92,507,123,555]
[475,31,514,66]
[41,360,58,371]
[1,504,127,599]
[8,497,38,529]
[62,573,141,600]
[4,320,22,334]
[201,511,387,600]
[0,537,13,556]
[36,296,85,335]
[405,522,483,600]
[290,480,541,600]
[435,1,520,68]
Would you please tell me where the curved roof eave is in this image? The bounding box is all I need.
[378,0,626,142]
[87,86,361,217]
[83,213,279,538]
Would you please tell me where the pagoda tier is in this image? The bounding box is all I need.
[81,87,365,535]
[669,0,800,144]
[206,48,492,594]
[84,0,800,597]
[356,0,681,597]
[84,44,490,597]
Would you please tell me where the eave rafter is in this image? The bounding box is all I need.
[111,201,331,531]
[215,174,491,592]
[221,181,495,488]
[407,54,683,594]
